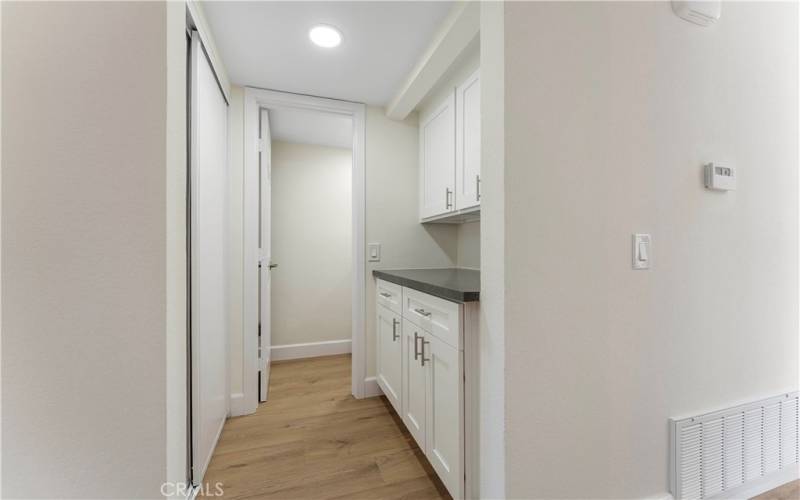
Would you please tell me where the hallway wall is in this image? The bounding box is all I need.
[1,2,174,497]
[270,141,352,347]
[501,2,799,497]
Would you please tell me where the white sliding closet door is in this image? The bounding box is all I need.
[190,32,228,485]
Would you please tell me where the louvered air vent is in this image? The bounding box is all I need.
[670,392,799,499]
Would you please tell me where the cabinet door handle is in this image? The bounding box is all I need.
[476,175,481,201]
[421,337,430,366]
[414,307,432,317]
[379,292,391,298]
[392,318,400,341]
[445,188,453,210]
[413,332,421,360]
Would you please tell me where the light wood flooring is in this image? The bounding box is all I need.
[754,480,800,500]
[200,354,450,499]
[201,354,798,499]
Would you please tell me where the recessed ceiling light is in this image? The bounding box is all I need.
[309,24,342,48]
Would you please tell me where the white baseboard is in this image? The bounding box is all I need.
[271,339,351,361]
[364,376,383,398]
[643,494,673,500]
[229,392,247,417]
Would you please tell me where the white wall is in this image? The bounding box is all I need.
[457,221,480,269]
[502,2,798,497]
[2,2,171,497]
[166,0,189,493]
[478,2,506,497]
[365,106,458,376]
[271,141,352,346]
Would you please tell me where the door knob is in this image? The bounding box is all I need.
[268,263,278,269]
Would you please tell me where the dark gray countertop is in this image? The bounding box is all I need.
[372,268,480,303]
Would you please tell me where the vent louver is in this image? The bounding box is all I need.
[670,392,799,499]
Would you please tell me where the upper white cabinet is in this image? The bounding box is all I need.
[419,69,480,222]
[455,69,481,211]
[420,94,456,219]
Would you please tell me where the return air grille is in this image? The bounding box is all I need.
[670,392,799,499]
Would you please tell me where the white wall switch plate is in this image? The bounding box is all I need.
[632,234,651,270]
[368,243,381,262]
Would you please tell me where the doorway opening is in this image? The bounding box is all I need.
[259,106,354,402]
[242,88,366,414]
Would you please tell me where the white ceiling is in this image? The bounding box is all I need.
[202,1,453,106]
[269,107,352,149]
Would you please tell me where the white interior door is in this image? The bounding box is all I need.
[190,32,228,485]
[258,108,272,402]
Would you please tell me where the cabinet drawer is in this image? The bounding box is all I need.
[402,287,462,350]
[376,279,402,315]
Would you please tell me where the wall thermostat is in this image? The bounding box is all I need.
[704,163,736,191]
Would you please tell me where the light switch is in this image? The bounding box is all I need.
[368,243,381,262]
[632,234,651,270]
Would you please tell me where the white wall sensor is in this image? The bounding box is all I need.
[704,163,736,191]
[671,1,721,27]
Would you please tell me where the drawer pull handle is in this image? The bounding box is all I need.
[379,292,392,298]
[392,318,399,341]
[421,337,430,367]
[413,332,421,361]
[414,308,432,317]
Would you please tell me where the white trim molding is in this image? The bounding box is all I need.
[271,340,352,362]
[243,87,367,415]
[228,392,246,417]
[364,376,384,398]
[186,0,231,102]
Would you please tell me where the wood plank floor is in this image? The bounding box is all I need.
[201,354,450,499]
[202,354,797,499]
[753,480,800,500]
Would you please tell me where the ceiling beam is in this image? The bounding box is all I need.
[385,2,480,120]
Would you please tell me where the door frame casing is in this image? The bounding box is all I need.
[242,87,367,414]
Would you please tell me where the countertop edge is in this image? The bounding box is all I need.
[372,269,480,303]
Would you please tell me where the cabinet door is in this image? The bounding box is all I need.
[402,319,427,450]
[425,334,463,498]
[456,69,481,211]
[420,92,456,219]
[376,305,402,413]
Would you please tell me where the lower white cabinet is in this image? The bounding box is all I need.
[425,333,463,494]
[376,304,402,414]
[375,279,470,499]
[402,318,428,450]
